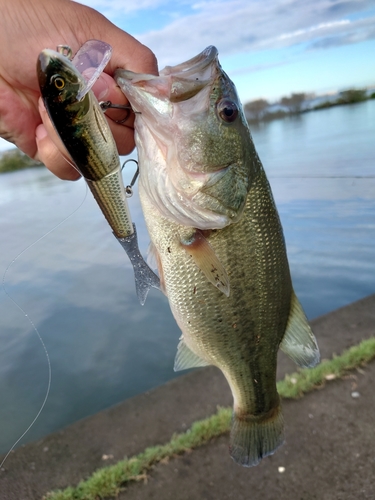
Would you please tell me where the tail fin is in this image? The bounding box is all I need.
[229,405,284,467]
[115,224,161,305]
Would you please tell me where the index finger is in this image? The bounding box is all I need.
[100,27,159,76]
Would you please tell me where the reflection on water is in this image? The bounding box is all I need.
[0,101,374,454]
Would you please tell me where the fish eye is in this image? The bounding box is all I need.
[51,75,65,90]
[217,99,238,123]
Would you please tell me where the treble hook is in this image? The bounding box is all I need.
[100,100,133,124]
[122,159,139,197]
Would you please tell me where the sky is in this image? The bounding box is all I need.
[83,0,375,101]
[1,0,374,153]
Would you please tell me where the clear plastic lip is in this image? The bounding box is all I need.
[72,40,112,101]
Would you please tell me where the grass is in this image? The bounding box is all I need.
[44,336,375,500]
[44,409,232,500]
[278,336,375,398]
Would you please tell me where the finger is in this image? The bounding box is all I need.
[99,27,159,76]
[91,73,134,125]
[108,120,135,156]
[112,41,158,75]
[91,72,124,104]
[90,73,136,155]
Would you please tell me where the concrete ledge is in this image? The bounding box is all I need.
[1,294,374,500]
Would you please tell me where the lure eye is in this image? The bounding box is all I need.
[217,99,238,123]
[52,75,65,90]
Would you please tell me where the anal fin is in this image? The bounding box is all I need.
[174,338,210,372]
[280,291,320,368]
[180,229,230,297]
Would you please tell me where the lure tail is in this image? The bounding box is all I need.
[115,224,160,305]
[229,405,284,467]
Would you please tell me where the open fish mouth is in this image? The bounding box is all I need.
[115,46,219,103]
[161,46,218,77]
[161,46,219,103]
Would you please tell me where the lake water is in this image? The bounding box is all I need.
[0,100,374,455]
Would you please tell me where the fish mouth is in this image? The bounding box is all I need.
[163,46,218,102]
[115,46,219,103]
[161,46,218,78]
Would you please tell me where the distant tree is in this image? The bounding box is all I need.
[244,98,269,121]
[280,93,307,114]
[0,149,41,173]
[337,89,367,104]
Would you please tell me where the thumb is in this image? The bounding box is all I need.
[91,19,158,76]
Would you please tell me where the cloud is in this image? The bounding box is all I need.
[276,19,351,42]
[130,0,375,66]
[308,15,375,49]
[229,60,290,76]
[77,0,168,15]
[75,0,375,69]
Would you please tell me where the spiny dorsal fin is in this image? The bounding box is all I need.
[174,338,210,372]
[180,229,230,297]
[280,291,320,368]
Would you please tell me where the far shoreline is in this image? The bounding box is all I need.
[245,88,375,124]
[1,93,374,174]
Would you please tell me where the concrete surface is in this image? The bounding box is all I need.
[0,294,374,500]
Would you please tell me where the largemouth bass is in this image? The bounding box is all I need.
[116,46,320,467]
[37,48,160,304]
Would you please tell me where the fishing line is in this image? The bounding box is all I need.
[269,175,375,179]
[0,178,88,470]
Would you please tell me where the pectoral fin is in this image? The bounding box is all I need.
[180,230,230,297]
[147,242,166,294]
[174,338,210,372]
[280,291,320,368]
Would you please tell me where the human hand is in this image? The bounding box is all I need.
[0,0,158,180]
